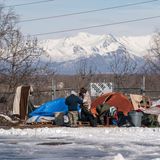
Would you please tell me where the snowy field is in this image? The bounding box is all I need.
[0,127,160,160]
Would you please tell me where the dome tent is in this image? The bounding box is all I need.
[91,92,134,116]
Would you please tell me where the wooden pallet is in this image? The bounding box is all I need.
[9,119,117,128]
[77,121,90,126]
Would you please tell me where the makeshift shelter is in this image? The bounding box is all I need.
[91,92,134,116]
[29,97,68,117]
[13,85,34,120]
[130,94,151,110]
[27,98,68,124]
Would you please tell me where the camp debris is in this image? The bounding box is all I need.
[0,114,20,126]
[27,98,68,125]
[12,85,34,120]
[91,92,134,116]
[7,89,160,128]
[90,92,160,127]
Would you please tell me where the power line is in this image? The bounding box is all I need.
[4,0,55,8]
[30,15,160,36]
[19,0,160,23]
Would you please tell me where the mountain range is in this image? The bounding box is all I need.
[39,32,152,74]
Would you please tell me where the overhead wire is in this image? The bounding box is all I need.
[4,0,159,38]
[30,15,160,37]
[19,0,160,23]
[7,0,158,73]
[4,0,55,8]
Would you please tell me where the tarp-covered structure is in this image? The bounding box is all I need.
[27,98,68,124]
[29,98,68,117]
[91,92,134,116]
[130,94,151,111]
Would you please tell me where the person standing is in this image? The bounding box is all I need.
[65,90,83,127]
[79,87,97,127]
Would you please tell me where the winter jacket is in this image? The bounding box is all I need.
[83,91,92,110]
[65,94,83,111]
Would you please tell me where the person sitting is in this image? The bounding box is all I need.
[65,90,83,127]
[96,104,118,126]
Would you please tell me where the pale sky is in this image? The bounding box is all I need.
[1,0,160,40]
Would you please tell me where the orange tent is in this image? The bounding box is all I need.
[91,92,134,116]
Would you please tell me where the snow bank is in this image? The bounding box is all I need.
[0,127,160,160]
[0,127,160,141]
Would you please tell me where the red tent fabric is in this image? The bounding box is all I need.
[91,92,134,116]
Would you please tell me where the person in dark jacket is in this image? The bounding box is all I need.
[79,87,97,127]
[65,91,83,127]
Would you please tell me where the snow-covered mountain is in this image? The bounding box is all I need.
[39,32,152,74]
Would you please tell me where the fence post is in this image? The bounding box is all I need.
[141,76,146,95]
[52,79,56,100]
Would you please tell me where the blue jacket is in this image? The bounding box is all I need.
[65,94,83,111]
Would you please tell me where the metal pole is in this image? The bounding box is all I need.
[52,79,56,100]
[142,76,145,95]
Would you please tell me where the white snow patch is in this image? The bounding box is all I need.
[113,153,126,160]
[0,127,160,159]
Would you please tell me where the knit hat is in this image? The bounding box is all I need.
[109,106,117,116]
[71,90,77,96]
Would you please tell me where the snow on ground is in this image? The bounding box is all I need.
[0,127,160,160]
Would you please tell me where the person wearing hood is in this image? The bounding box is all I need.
[79,87,97,127]
[65,90,83,127]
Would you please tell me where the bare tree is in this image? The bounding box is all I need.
[146,31,160,74]
[0,6,51,91]
[75,58,96,90]
[108,47,138,89]
[0,5,53,112]
[0,6,17,74]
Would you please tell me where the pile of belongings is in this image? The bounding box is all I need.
[0,114,20,126]
[12,85,70,126]
[142,99,160,127]
[17,90,160,127]
[91,92,134,127]
[90,92,160,127]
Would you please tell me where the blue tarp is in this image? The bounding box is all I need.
[29,98,68,117]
